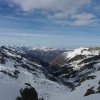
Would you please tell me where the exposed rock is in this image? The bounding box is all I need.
[84,87,95,96]
[96,85,100,93]
[79,75,96,83]
[16,85,38,100]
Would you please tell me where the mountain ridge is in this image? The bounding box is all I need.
[0,46,100,100]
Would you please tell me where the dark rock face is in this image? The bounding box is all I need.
[0,56,5,64]
[84,87,95,96]
[16,86,38,100]
[78,55,100,65]
[0,70,20,79]
[67,55,86,63]
[84,84,100,96]
[79,75,96,83]
[97,86,100,93]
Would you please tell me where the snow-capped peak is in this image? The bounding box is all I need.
[63,47,100,59]
[29,46,58,51]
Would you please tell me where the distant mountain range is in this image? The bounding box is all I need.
[0,46,100,100]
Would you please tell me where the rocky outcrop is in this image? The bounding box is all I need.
[16,84,38,100]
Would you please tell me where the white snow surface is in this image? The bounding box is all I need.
[0,59,69,100]
[63,47,99,59]
[51,69,100,100]
[0,47,100,100]
[28,46,58,51]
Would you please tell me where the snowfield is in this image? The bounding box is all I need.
[0,46,100,100]
[0,48,69,100]
[63,47,100,59]
[0,61,69,100]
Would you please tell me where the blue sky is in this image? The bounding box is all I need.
[0,0,100,48]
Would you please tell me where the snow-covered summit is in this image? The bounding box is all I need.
[63,47,100,59]
[27,46,58,51]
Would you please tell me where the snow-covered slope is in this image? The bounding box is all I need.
[49,47,100,100]
[63,47,99,59]
[0,46,100,100]
[59,47,100,69]
[0,46,69,100]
